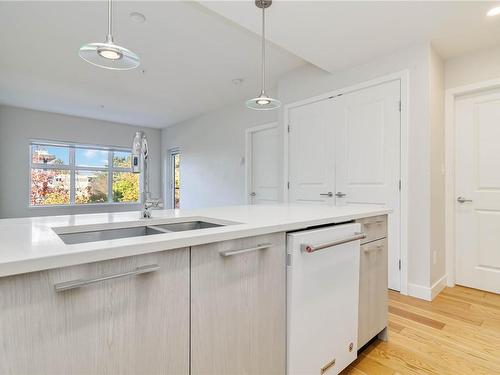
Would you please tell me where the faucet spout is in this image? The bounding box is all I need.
[131,131,162,218]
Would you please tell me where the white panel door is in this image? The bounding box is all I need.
[247,123,280,204]
[455,89,500,294]
[288,99,336,205]
[335,80,401,291]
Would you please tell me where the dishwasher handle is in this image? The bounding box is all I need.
[301,232,366,253]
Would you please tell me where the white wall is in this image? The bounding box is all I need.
[430,46,446,286]
[0,105,161,219]
[445,45,500,89]
[161,102,277,209]
[278,43,434,291]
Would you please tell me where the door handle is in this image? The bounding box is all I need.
[249,192,256,197]
[457,196,473,203]
[335,192,347,198]
[320,192,333,197]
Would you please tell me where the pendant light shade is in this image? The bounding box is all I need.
[79,0,140,70]
[246,93,281,110]
[246,0,281,111]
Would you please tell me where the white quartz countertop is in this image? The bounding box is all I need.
[0,204,390,277]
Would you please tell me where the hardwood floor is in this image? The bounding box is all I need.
[342,286,500,375]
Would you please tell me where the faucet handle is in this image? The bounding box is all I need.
[145,198,163,209]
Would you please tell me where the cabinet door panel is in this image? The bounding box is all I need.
[191,233,286,375]
[357,238,388,348]
[0,249,190,375]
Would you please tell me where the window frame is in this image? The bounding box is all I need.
[170,148,180,209]
[29,140,140,207]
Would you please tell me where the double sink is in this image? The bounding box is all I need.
[58,220,226,245]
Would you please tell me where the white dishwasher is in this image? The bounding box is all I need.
[287,223,364,375]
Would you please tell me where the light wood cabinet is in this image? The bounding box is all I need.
[190,233,286,375]
[0,248,190,375]
[356,215,388,348]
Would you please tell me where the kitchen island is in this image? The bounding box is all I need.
[0,204,390,375]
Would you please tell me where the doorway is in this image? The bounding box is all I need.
[245,123,280,204]
[451,87,500,294]
[286,79,403,291]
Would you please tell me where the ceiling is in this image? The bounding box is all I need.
[202,1,500,73]
[0,1,305,128]
[1,1,500,129]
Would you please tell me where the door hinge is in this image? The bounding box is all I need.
[287,181,290,189]
[398,259,402,270]
[398,101,402,112]
[398,179,402,191]
[287,124,291,133]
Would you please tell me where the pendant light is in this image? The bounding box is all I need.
[79,0,140,70]
[246,0,281,110]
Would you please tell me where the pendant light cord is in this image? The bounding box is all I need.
[261,6,266,95]
[107,0,113,42]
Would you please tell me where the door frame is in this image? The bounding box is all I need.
[444,77,500,287]
[282,70,409,295]
[245,122,278,204]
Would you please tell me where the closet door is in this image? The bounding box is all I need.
[288,99,336,205]
[335,80,401,290]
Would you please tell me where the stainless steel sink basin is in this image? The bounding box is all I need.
[152,221,224,232]
[58,226,165,245]
[57,220,226,245]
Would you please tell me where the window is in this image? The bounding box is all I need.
[30,141,139,206]
[171,150,180,209]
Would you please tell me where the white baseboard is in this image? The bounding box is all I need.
[407,274,447,301]
[430,274,448,300]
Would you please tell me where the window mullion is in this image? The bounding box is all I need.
[70,147,75,205]
[108,151,113,203]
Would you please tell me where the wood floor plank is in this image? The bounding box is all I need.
[389,313,500,361]
[352,354,396,375]
[390,326,500,374]
[388,305,445,330]
[389,291,484,326]
[388,321,405,333]
[341,286,500,375]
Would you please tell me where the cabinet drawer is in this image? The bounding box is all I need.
[357,215,387,244]
[358,238,388,348]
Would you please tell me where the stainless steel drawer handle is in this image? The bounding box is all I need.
[363,244,383,253]
[219,243,272,257]
[302,232,366,253]
[54,264,160,292]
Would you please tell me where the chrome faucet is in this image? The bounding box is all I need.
[132,131,162,218]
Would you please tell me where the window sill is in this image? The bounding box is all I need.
[28,202,140,209]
